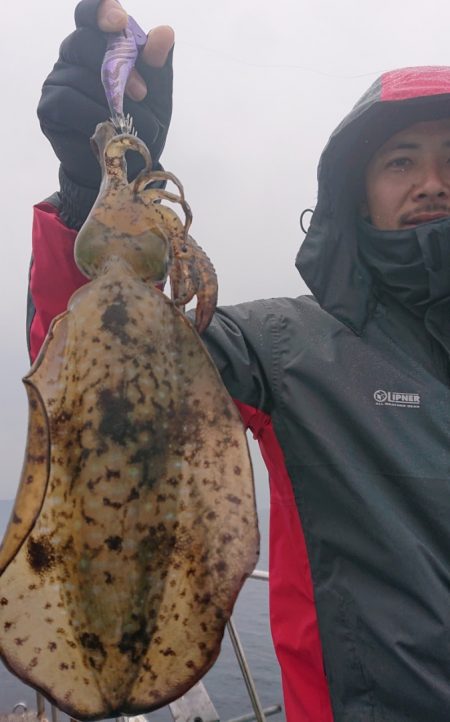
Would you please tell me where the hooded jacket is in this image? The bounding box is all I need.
[28,66,450,722]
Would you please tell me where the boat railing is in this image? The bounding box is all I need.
[2,570,282,722]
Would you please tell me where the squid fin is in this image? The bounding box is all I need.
[0,383,50,574]
[0,311,70,574]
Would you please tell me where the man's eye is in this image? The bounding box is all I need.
[386,157,411,170]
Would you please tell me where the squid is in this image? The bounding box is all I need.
[0,121,258,719]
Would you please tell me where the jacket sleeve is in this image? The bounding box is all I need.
[28,197,88,362]
[200,303,273,414]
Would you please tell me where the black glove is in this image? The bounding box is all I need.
[37,0,173,229]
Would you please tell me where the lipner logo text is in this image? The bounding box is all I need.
[374,390,421,408]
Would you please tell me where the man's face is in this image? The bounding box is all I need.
[363,118,450,230]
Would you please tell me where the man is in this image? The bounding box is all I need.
[29,1,450,720]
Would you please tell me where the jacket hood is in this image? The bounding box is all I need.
[296,66,450,333]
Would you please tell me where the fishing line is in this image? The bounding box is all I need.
[178,40,384,79]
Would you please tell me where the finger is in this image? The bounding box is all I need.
[75,0,126,31]
[60,27,106,69]
[125,68,148,102]
[135,46,173,125]
[39,78,109,139]
[141,26,175,68]
[97,0,128,32]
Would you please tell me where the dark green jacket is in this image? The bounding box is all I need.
[202,66,450,721]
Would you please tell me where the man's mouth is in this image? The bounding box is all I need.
[401,210,450,227]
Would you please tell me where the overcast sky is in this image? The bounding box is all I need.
[1,0,450,503]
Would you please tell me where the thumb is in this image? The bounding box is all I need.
[98,0,128,32]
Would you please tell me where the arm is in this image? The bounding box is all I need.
[200,303,273,414]
[28,0,174,359]
[37,0,174,230]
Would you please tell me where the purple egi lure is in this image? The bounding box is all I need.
[101,16,147,135]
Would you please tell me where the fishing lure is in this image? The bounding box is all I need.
[101,15,148,135]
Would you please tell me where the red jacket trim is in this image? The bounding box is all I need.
[235,401,334,722]
[381,66,450,101]
[30,202,88,362]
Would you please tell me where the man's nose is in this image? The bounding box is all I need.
[412,162,450,201]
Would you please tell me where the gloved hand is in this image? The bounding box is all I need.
[37,0,174,229]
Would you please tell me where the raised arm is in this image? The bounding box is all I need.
[37,0,174,230]
[29,0,174,359]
